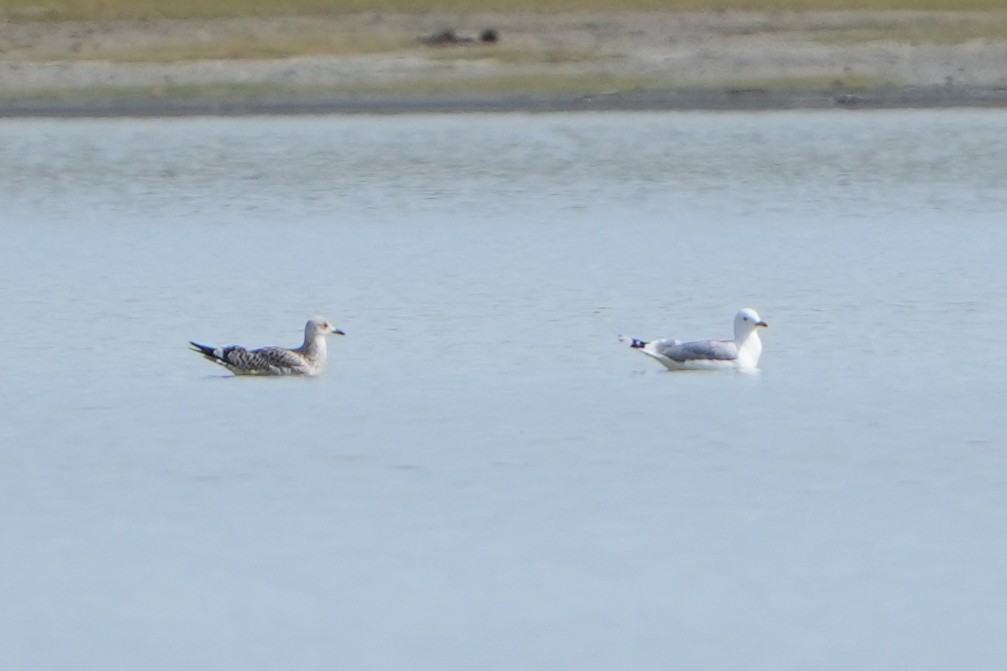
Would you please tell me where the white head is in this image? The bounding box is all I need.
[306,316,345,338]
[733,308,768,341]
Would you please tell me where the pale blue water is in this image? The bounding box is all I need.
[2,110,1007,669]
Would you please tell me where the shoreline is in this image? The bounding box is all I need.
[4,86,1007,118]
[3,11,1007,117]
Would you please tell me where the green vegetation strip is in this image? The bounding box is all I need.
[0,70,893,102]
[0,74,665,100]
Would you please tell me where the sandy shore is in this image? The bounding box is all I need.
[2,11,1007,115]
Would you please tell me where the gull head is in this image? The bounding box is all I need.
[734,308,768,340]
[307,316,346,337]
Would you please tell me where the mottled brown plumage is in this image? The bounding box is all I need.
[190,317,344,376]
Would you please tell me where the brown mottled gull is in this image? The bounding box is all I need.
[190,316,345,376]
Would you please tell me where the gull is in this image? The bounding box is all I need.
[190,316,345,376]
[622,308,768,371]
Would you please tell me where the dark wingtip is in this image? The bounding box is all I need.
[189,341,215,356]
[620,335,648,349]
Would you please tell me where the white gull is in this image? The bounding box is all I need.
[190,316,345,376]
[622,308,768,371]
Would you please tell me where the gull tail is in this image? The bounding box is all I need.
[619,335,648,349]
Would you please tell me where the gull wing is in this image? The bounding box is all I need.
[236,346,312,375]
[657,338,738,363]
[190,342,310,375]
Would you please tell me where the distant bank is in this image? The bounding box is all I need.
[3,9,1006,116]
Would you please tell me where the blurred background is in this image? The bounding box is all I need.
[2,0,1006,110]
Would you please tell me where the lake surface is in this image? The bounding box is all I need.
[2,110,1006,670]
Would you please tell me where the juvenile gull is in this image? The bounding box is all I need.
[622,308,768,371]
[190,316,345,376]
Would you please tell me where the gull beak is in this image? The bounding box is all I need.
[332,329,346,336]
[756,321,768,328]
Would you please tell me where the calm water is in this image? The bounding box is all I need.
[2,111,1007,669]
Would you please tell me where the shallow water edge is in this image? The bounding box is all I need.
[5,85,1007,118]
